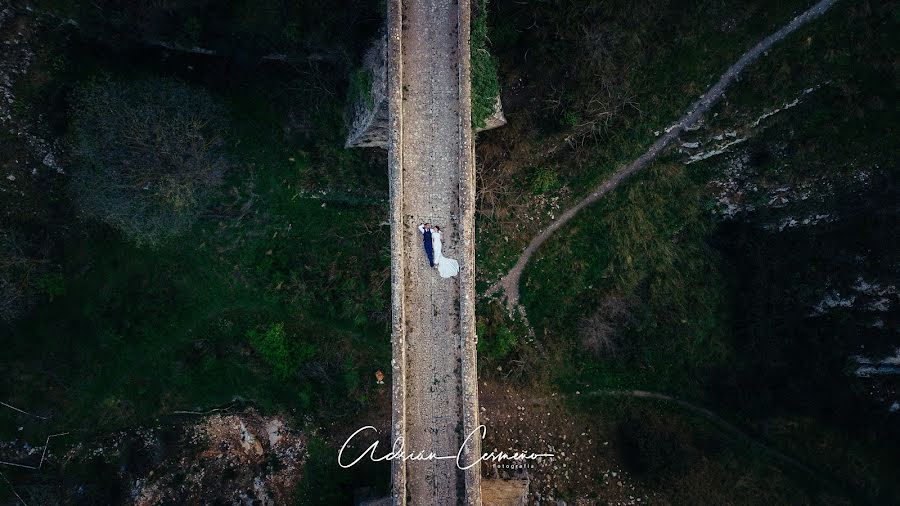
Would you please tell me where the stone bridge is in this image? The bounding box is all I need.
[350,1,520,504]
[384,0,481,503]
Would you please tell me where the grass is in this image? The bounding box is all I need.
[3,156,390,431]
[476,298,529,366]
[564,395,833,504]
[521,160,730,394]
[493,0,900,501]
[349,67,375,109]
[1,0,392,436]
[479,0,896,381]
[474,0,819,283]
[471,0,500,129]
[0,0,393,501]
[2,73,393,499]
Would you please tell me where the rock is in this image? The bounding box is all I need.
[476,95,507,133]
[55,407,307,505]
[345,35,389,149]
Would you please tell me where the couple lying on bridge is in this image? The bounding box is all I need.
[418,223,459,278]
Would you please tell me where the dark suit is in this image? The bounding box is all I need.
[423,229,435,267]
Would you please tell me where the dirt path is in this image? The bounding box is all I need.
[487,0,839,314]
[399,0,467,502]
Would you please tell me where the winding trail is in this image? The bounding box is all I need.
[487,0,839,314]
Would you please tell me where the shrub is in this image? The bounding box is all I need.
[0,229,45,322]
[248,323,293,379]
[484,324,518,361]
[579,294,630,357]
[71,77,227,247]
[528,165,560,194]
[562,109,579,128]
[476,300,521,363]
[248,322,316,380]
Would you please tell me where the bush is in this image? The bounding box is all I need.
[249,323,294,379]
[71,77,227,247]
[476,299,522,363]
[528,165,560,194]
[0,229,46,322]
[248,322,315,380]
[562,109,579,128]
[482,324,518,361]
[579,294,630,357]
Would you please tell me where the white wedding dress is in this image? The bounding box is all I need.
[431,230,459,278]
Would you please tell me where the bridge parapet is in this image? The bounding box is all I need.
[346,30,504,149]
[352,0,490,503]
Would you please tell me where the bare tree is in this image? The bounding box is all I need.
[579,294,631,357]
[71,77,227,247]
[0,229,49,323]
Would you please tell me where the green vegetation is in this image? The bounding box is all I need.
[248,322,317,380]
[471,0,500,129]
[522,161,730,393]
[477,0,900,502]
[5,170,390,430]
[514,0,898,395]
[349,67,375,109]
[527,165,560,195]
[2,0,897,503]
[2,0,390,501]
[474,0,818,281]
[71,77,227,247]
[476,299,525,363]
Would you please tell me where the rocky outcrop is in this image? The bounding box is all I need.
[55,407,307,505]
[478,96,507,132]
[345,34,390,148]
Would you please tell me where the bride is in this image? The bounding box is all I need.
[431,226,459,278]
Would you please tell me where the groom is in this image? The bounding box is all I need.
[418,223,435,268]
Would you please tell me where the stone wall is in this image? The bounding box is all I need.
[346,27,504,150]
[377,0,484,503]
[345,33,390,148]
[384,1,407,504]
[455,0,483,503]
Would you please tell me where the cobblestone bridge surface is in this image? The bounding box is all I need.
[386,0,480,504]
